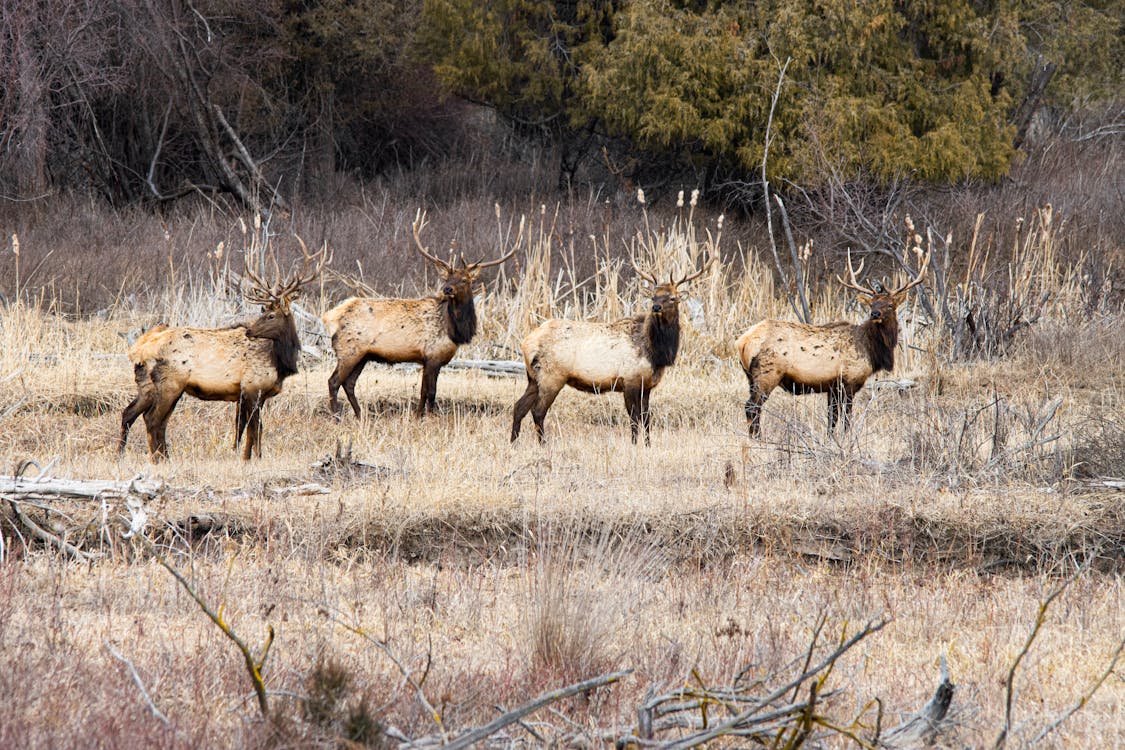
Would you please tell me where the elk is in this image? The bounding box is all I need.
[737,249,929,437]
[511,258,709,445]
[323,212,515,418]
[119,240,330,461]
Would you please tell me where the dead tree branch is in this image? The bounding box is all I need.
[993,570,1082,749]
[139,535,274,717]
[444,670,632,750]
[105,640,174,728]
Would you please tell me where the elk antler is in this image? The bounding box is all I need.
[673,253,713,288]
[835,249,877,297]
[275,236,332,300]
[243,235,331,304]
[412,210,452,273]
[630,241,659,285]
[243,252,277,306]
[468,244,516,271]
[890,246,931,297]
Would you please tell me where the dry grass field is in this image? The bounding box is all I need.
[1,200,1124,748]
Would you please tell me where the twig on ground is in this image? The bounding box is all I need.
[105,640,173,727]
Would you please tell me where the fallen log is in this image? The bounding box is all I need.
[0,474,162,502]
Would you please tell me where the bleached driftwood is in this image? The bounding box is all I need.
[0,474,162,502]
[880,657,955,748]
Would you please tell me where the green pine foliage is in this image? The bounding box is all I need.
[417,0,1123,185]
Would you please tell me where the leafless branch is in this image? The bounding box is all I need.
[993,569,1083,749]
[105,640,173,727]
[139,535,273,717]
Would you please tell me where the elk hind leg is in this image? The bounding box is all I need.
[531,382,562,443]
[328,354,364,419]
[340,359,369,419]
[744,382,771,438]
[511,378,540,442]
[119,390,154,454]
[143,392,181,462]
[743,364,775,439]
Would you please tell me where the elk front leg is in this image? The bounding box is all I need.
[639,387,653,446]
[624,387,643,444]
[839,386,858,433]
[242,402,263,460]
[416,361,441,417]
[235,396,251,449]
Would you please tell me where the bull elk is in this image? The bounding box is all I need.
[119,239,330,460]
[511,257,710,445]
[323,212,515,418]
[737,248,929,437]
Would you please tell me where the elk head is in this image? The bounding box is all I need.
[836,247,930,321]
[412,210,515,305]
[243,236,332,341]
[632,252,712,325]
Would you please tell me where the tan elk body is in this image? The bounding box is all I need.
[324,213,513,417]
[119,240,329,460]
[511,260,708,445]
[738,250,928,436]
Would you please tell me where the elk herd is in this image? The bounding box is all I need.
[118,212,931,461]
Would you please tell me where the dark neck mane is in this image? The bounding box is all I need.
[440,295,477,345]
[272,321,301,380]
[644,312,680,370]
[858,316,897,373]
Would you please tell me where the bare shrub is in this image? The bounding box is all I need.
[523,522,665,682]
[300,653,386,748]
[1066,417,1125,480]
[901,392,1065,484]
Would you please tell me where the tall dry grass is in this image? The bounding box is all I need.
[1,159,1124,747]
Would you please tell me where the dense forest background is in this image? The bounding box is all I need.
[1,0,1123,309]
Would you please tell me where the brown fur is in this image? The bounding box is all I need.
[737,292,907,437]
[511,282,686,445]
[323,271,479,419]
[324,214,512,419]
[119,302,303,460]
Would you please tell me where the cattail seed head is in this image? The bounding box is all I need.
[677,190,684,208]
[11,233,19,258]
[636,188,646,205]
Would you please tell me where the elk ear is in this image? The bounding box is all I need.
[465,266,483,282]
[891,290,908,306]
[855,292,874,307]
